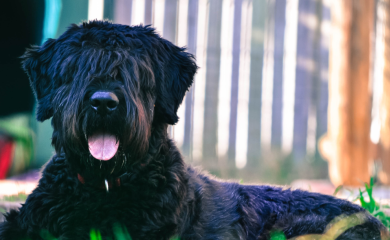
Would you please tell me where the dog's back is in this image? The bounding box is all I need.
[183,169,386,239]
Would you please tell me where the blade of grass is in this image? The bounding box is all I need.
[90,229,102,240]
[270,230,287,240]
[113,223,132,240]
[333,186,343,196]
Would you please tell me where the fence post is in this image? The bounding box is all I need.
[320,0,374,186]
[379,0,390,184]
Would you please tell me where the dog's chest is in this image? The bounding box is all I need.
[32,185,180,239]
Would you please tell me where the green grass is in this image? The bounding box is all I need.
[0,193,28,202]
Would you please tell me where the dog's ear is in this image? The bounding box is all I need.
[22,39,56,122]
[154,39,198,124]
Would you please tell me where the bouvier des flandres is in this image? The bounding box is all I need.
[0,21,387,240]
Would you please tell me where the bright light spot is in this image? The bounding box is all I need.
[282,0,298,153]
[261,1,275,151]
[235,0,252,169]
[153,0,166,35]
[192,0,209,162]
[88,0,104,21]
[217,0,235,158]
[132,0,146,25]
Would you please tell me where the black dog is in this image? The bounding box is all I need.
[0,21,387,240]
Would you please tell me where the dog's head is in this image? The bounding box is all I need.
[22,21,197,178]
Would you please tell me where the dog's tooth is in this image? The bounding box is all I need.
[105,179,109,192]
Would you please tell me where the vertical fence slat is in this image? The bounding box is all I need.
[228,0,242,163]
[182,0,199,159]
[202,0,224,169]
[292,0,317,161]
[270,0,286,148]
[217,0,235,173]
[113,0,132,25]
[282,0,299,154]
[163,0,178,43]
[260,0,275,151]
[247,0,267,167]
[144,0,153,25]
[316,2,330,160]
[192,0,209,162]
[235,0,253,169]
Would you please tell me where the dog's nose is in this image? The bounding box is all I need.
[90,91,119,114]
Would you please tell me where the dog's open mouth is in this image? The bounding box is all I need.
[88,130,119,161]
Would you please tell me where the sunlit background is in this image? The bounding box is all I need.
[0,0,389,186]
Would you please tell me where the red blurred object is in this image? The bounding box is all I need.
[0,136,15,179]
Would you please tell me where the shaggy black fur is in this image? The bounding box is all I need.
[0,21,387,240]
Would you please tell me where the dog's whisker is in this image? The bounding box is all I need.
[110,161,116,174]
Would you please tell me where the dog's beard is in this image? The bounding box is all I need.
[52,80,153,179]
[78,146,128,179]
[72,105,150,178]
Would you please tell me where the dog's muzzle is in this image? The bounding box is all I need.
[87,91,120,161]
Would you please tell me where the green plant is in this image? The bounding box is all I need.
[270,230,287,240]
[90,229,102,240]
[358,177,390,230]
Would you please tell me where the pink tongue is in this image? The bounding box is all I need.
[88,132,119,161]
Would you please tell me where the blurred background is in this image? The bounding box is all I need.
[0,0,390,190]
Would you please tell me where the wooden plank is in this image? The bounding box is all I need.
[379,0,390,184]
[228,0,242,162]
[270,0,286,148]
[202,0,223,165]
[144,0,153,25]
[247,0,267,167]
[182,0,198,159]
[321,0,374,186]
[163,0,178,43]
[113,0,132,25]
[292,0,317,161]
[315,3,331,161]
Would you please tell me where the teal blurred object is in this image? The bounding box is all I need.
[42,0,62,44]
[33,0,88,167]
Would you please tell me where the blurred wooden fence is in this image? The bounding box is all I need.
[36,0,390,184]
[98,0,332,180]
